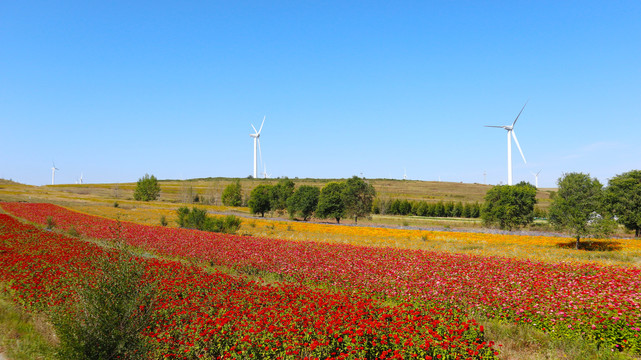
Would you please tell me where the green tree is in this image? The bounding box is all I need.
[316,182,346,223]
[270,178,295,211]
[549,172,614,249]
[343,176,376,224]
[604,170,641,237]
[287,185,320,221]
[221,180,242,207]
[481,182,537,230]
[133,174,161,201]
[248,184,273,217]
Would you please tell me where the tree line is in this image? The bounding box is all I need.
[481,170,641,248]
[373,198,482,218]
[245,176,376,224]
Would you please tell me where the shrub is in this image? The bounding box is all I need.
[160,215,168,227]
[46,216,56,229]
[176,207,241,234]
[133,174,161,202]
[52,244,157,359]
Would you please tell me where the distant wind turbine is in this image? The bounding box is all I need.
[531,170,541,188]
[78,172,83,184]
[249,116,265,179]
[403,168,407,180]
[262,164,271,179]
[485,102,528,185]
[51,162,59,185]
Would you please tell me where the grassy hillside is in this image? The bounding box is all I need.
[34,177,554,208]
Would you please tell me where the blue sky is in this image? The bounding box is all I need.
[1,1,639,187]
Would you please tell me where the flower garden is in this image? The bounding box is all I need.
[1,202,640,358]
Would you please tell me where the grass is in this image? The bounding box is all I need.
[0,296,57,360]
[479,317,639,360]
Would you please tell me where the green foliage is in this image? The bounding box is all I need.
[604,170,641,237]
[481,182,537,230]
[46,216,56,230]
[342,176,376,224]
[269,178,295,211]
[316,182,346,224]
[52,244,156,359]
[287,185,320,221]
[248,184,273,217]
[113,201,119,208]
[133,174,161,202]
[549,172,614,249]
[221,180,242,207]
[159,215,168,227]
[176,206,241,234]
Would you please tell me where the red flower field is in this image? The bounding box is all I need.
[2,202,640,354]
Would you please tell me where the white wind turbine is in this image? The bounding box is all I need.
[51,162,59,185]
[78,172,84,184]
[531,170,541,188]
[485,102,528,185]
[249,116,265,178]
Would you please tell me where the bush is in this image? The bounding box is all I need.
[46,216,56,229]
[52,244,156,359]
[133,174,161,201]
[160,215,168,226]
[176,207,241,234]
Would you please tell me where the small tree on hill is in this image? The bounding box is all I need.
[481,181,537,230]
[248,184,273,217]
[221,180,242,207]
[549,172,615,249]
[604,170,641,237]
[287,185,320,221]
[343,176,376,224]
[133,174,161,201]
[316,182,346,223]
[270,178,295,211]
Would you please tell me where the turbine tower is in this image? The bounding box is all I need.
[79,172,83,184]
[51,162,59,185]
[249,116,265,178]
[485,102,528,185]
[531,170,541,188]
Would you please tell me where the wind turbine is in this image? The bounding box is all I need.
[485,102,528,185]
[51,162,59,185]
[403,168,407,180]
[78,172,84,184]
[249,116,265,178]
[262,164,271,179]
[531,170,541,188]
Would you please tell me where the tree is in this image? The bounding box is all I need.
[287,185,320,221]
[549,172,614,249]
[343,176,376,224]
[604,170,641,237]
[481,182,537,230]
[133,174,161,201]
[248,184,273,217]
[221,180,242,207]
[316,182,346,223]
[270,178,295,211]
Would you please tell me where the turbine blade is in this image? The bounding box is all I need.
[484,125,505,128]
[536,170,542,176]
[512,100,528,127]
[511,130,526,163]
[258,116,265,134]
[251,124,258,134]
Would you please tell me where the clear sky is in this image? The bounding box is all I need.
[2,1,640,187]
